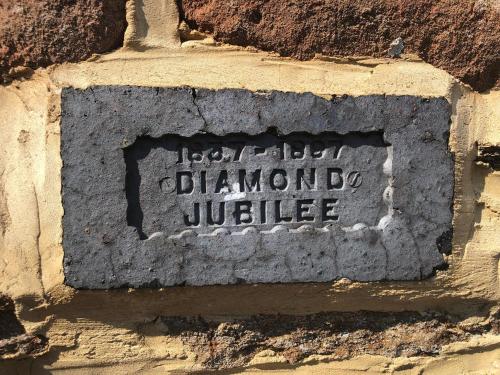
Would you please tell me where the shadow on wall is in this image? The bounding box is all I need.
[0,293,48,359]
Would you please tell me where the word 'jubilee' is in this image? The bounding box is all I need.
[170,168,349,227]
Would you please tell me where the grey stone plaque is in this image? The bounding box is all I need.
[61,87,454,288]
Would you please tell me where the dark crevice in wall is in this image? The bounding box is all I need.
[477,145,500,170]
[0,294,48,359]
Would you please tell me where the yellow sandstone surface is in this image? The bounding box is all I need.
[0,0,499,373]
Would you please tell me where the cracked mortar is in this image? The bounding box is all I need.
[140,309,500,370]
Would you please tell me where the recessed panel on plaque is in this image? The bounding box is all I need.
[61,87,453,288]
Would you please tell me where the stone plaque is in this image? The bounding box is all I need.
[61,87,453,288]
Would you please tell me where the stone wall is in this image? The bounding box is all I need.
[0,0,126,84]
[179,0,500,92]
[0,1,499,373]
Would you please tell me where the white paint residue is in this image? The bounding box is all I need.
[224,192,246,201]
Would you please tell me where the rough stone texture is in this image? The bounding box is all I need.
[0,294,48,359]
[0,0,126,84]
[61,86,453,288]
[179,0,500,92]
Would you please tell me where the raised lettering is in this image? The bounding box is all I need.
[207,201,225,225]
[176,171,194,194]
[184,203,200,226]
[260,200,267,224]
[270,169,288,191]
[234,201,253,225]
[297,199,315,222]
[327,168,343,190]
[275,200,292,223]
[124,131,387,235]
[215,170,231,193]
[200,171,207,194]
[290,140,305,159]
[311,141,324,158]
[322,199,339,222]
[297,168,316,190]
[187,143,203,162]
[239,169,262,192]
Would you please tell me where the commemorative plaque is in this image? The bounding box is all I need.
[61,87,453,288]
